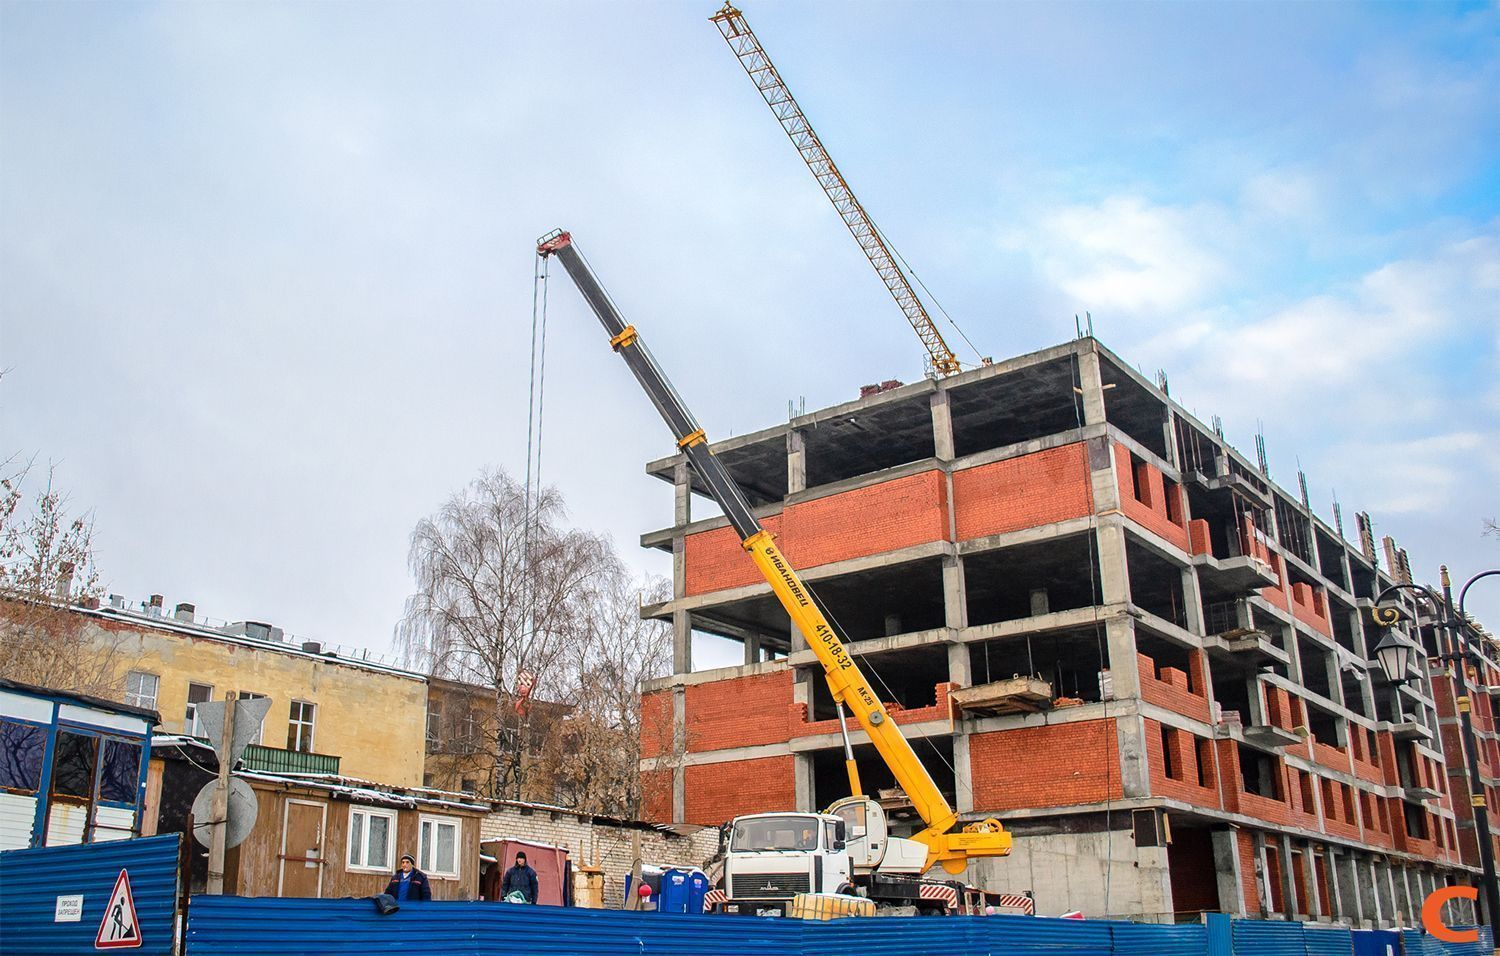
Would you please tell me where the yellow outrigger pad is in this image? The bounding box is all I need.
[786,893,877,920]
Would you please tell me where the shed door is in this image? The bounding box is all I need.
[278,800,327,898]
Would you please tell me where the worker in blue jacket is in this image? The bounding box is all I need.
[501,851,540,903]
[385,854,433,901]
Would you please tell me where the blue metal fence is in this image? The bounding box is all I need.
[0,833,181,956]
[179,895,1498,956]
[1401,926,1494,956]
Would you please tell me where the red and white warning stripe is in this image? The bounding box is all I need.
[703,888,726,912]
[917,883,958,909]
[995,893,1035,915]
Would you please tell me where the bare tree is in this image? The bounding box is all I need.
[396,468,626,800]
[540,575,672,816]
[0,462,119,696]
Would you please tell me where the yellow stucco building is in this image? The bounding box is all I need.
[80,596,428,787]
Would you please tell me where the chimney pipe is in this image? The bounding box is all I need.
[55,561,75,601]
[147,594,164,617]
[174,602,195,623]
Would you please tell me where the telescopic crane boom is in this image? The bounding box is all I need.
[537,229,1010,873]
[710,3,964,377]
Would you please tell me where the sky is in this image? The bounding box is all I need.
[2,1,1497,666]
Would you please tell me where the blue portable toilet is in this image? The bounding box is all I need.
[685,869,709,914]
[658,868,693,913]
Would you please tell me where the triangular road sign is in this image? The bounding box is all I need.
[95,869,142,949]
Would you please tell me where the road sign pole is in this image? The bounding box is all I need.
[205,696,236,895]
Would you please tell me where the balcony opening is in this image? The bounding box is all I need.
[1315,530,1349,591]
[948,357,1081,458]
[1238,744,1284,800]
[805,395,936,487]
[1341,672,1370,719]
[811,738,955,831]
[1126,539,1187,629]
[967,627,1107,703]
[1299,639,1332,700]
[1329,594,1358,654]
[1136,630,1201,692]
[964,534,1101,627]
[807,557,947,642]
[1304,701,1342,748]
[1098,358,1169,459]
[1213,674,1253,725]
[808,646,948,721]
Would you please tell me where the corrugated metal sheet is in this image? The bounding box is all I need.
[187,898,1209,956]
[1111,920,1207,956]
[1350,929,1398,956]
[1304,925,1354,956]
[1232,918,1310,956]
[0,833,181,956]
[1401,930,1445,956]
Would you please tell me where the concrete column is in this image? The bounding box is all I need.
[671,687,687,823]
[1077,348,1108,427]
[1088,437,1123,514]
[1333,850,1361,925]
[1302,841,1323,919]
[943,558,968,631]
[744,634,762,665]
[1181,567,1208,636]
[1212,828,1247,915]
[1162,409,1179,470]
[1097,523,1131,605]
[952,732,973,814]
[1118,714,1150,799]
[1252,831,1271,918]
[787,429,807,495]
[1103,616,1141,700]
[673,460,691,526]
[794,753,814,812]
[930,390,955,461]
[1356,855,1381,925]
[1278,835,1300,917]
[672,610,692,675]
[948,641,972,688]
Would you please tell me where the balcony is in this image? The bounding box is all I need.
[240,743,340,776]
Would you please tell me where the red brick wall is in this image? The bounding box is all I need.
[1290,582,1333,637]
[1138,652,1214,723]
[684,515,783,596]
[683,756,796,825]
[782,470,949,568]
[684,670,794,752]
[952,443,1092,540]
[1189,519,1212,556]
[1238,829,1262,913]
[793,683,956,737]
[683,470,952,596]
[1145,718,1221,808]
[639,768,674,823]
[969,720,1123,811]
[639,689,674,759]
[1114,444,1190,551]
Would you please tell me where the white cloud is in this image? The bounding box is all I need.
[1009,196,1231,313]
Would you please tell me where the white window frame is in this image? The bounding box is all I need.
[418,814,461,880]
[346,806,398,873]
[124,672,159,710]
[287,700,316,753]
[185,682,214,736]
[235,691,267,745]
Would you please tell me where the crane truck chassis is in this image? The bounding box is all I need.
[537,229,1013,915]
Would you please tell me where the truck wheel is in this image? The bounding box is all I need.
[834,883,855,897]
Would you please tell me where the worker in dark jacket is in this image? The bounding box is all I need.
[385,854,432,902]
[501,851,539,903]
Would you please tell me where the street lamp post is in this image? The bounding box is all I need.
[1373,567,1500,938]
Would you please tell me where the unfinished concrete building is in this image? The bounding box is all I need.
[637,337,1473,925]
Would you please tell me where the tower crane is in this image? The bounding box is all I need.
[711,3,966,377]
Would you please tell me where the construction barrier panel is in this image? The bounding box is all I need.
[1400,926,1494,956]
[0,833,182,956]
[183,895,1493,956]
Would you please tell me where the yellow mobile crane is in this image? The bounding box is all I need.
[711,3,967,377]
[538,230,1010,913]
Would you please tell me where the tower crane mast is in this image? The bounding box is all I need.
[711,3,964,377]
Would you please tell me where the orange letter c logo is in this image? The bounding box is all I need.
[1422,886,1479,944]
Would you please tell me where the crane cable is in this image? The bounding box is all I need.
[520,251,552,684]
[870,220,988,369]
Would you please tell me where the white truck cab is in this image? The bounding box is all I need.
[718,812,851,914]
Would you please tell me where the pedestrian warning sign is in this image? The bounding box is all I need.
[95,869,142,949]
